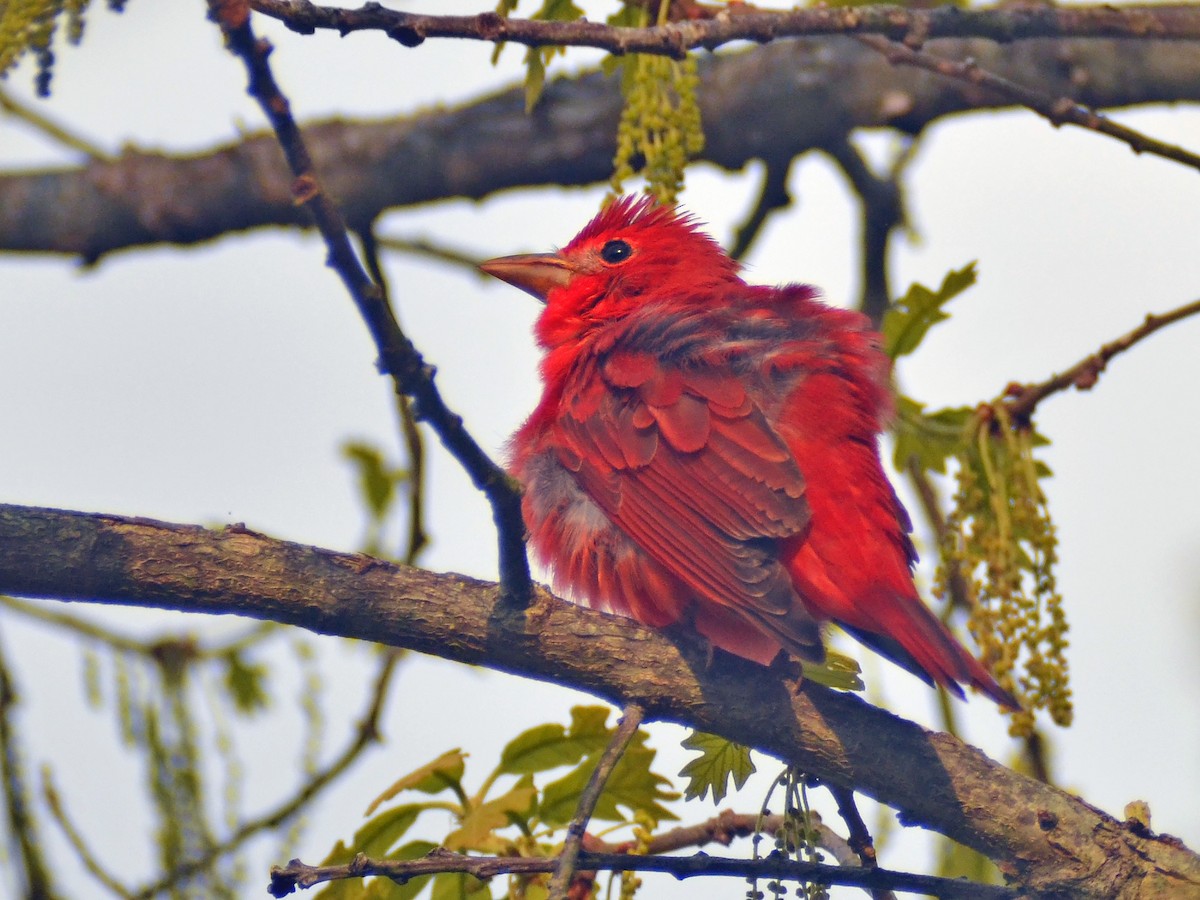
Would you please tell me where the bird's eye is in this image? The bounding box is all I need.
[599,239,632,264]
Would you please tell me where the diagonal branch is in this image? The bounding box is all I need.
[0,503,1195,898]
[858,35,1200,174]
[205,0,531,605]
[1003,296,1200,424]
[549,703,645,899]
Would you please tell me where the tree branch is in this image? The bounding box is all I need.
[1004,295,1200,424]
[247,1,1200,55]
[0,503,1195,898]
[205,0,531,605]
[268,847,1014,899]
[858,35,1200,173]
[127,649,401,900]
[549,703,645,899]
[3,37,1198,259]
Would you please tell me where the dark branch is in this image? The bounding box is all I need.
[729,155,795,261]
[268,847,1015,899]
[1005,295,1200,423]
[822,137,910,325]
[247,1,1200,55]
[858,35,1200,174]
[205,0,532,605]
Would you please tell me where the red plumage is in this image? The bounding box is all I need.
[481,196,1014,707]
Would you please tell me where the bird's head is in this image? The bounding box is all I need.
[480,195,743,347]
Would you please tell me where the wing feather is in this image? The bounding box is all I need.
[557,351,821,657]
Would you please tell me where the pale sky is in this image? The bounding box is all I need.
[1,3,1198,898]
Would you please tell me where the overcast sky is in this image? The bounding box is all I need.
[1,3,1198,898]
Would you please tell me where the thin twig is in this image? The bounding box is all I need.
[829,786,879,871]
[247,0,1200,57]
[356,225,431,566]
[131,649,401,899]
[607,808,840,857]
[0,594,276,659]
[0,86,113,160]
[549,704,646,900]
[43,770,135,898]
[1005,296,1200,423]
[205,0,531,604]
[729,155,795,261]
[828,785,898,900]
[375,235,489,275]
[858,35,1200,175]
[0,637,62,900]
[270,846,1016,899]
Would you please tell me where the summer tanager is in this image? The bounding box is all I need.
[481,196,1013,707]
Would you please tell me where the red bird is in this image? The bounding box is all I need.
[481,196,1013,707]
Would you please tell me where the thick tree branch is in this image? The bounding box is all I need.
[247,1,1200,54]
[2,37,1198,259]
[0,504,1196,899]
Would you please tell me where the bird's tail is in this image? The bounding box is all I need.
[838,604,1019,710]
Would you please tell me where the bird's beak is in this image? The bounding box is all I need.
[479,253,576,303]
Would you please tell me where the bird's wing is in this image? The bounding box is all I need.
[555,348,823,656]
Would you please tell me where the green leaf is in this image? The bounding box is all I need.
[444,779,538,850]
[430,872,491,900]
[354,804,426,858]
[799,647,866,692]
[342,440,407,520]
[540,739,679,828]
[567,705,613,738]
[534,0,584,21]
[313,807,429,899]
[522,49,548,112]
[678,731,755,803]
[882,263,977,359]
[936,836,1004,884]
[222,650,269,715]
[892,396,975,474]
[497,706,613,775]
[366,749,467,816]
[520,0,583,110]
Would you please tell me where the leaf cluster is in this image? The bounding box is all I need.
[883,265,1072,735]
[316,706,679,900]
[0,0,123,95]
[492,0,584,112]
[495,1,705,203]
[944,406,1073,736]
